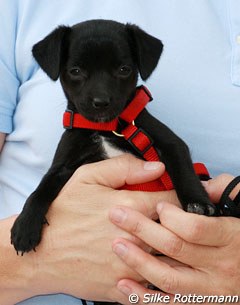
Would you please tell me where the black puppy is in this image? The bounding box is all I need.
[11,19,216,255]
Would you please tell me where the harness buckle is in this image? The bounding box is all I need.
[64,109,74,129]
[127,127,154,156]
[112,121,136,137]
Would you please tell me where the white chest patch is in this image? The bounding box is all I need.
[100,136,125,158]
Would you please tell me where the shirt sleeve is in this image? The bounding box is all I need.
[0,0,20,133]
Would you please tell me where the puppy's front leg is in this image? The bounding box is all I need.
[11,129,103,254]
[136,109,216,215]
[11,165,74,254]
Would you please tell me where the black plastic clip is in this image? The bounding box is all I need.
[218,176,240,217]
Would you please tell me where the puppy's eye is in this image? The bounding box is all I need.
[69,67,87,78]
[118,65,132,78]
[70,68,81,75]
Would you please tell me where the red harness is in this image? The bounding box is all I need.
[63,86,210,191]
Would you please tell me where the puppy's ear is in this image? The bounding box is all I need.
[126,24,163,80]
[32,26,71,80]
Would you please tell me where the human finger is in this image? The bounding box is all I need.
[202,174,238,203]
[110,206,217,266]
[114,188,180,221]
[157,202,238,246]
[72,154,165,189]
[155,255,187,268]
[112,238,207,294]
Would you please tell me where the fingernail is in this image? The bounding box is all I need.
[110,208,127,223]
[118,284,131,296]
[113,243,128,258]
[144,161,162,170]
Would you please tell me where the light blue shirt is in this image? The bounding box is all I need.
[0,0,239,304]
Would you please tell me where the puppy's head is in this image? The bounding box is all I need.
[33,20,163,122]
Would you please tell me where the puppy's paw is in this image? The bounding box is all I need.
[187,202,216,216]
[11,213,48,255]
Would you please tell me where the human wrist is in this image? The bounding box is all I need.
[0,214,79,302]
[0,216,41,304]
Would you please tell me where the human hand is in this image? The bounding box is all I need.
[25,154,181,303]
[110,174,240,302]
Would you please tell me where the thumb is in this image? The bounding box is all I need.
[74,154,165,189]
[202,173,237,203]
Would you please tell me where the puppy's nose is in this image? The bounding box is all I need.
[92,97,110,109]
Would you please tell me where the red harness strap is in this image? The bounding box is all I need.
[120,122,209,191]
[63,86,210,191]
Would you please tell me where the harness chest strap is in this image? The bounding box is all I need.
[63,86,210,191]
[120,121,209,191]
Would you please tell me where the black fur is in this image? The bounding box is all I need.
[11,20,216,294]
